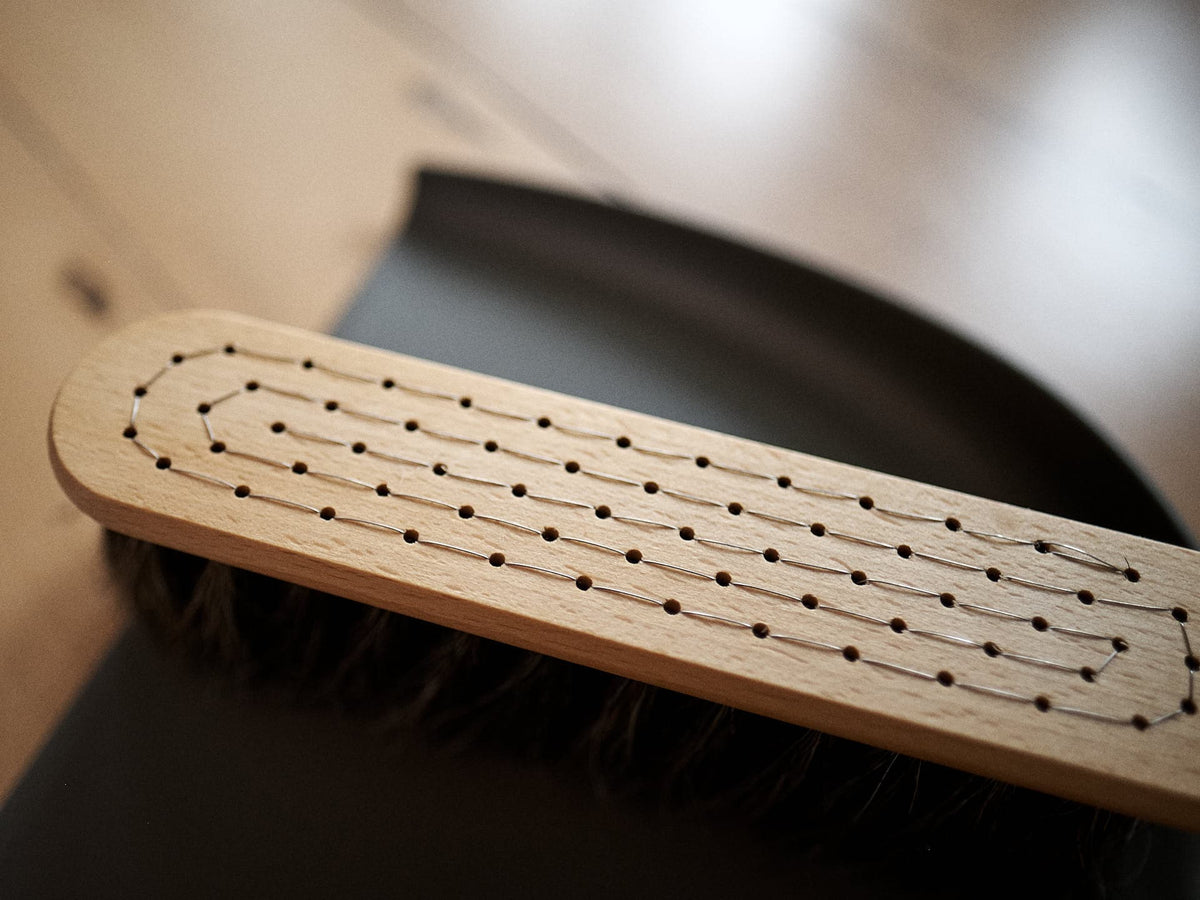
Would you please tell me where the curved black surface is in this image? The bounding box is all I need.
[3,169,1195,898]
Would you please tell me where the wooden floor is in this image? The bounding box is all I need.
[2,0,1197,802]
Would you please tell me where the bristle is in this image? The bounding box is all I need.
[104,530,1143,895]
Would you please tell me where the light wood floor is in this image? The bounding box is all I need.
[2,0,1196,803]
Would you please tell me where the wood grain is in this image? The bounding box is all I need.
[50,310,1200,829]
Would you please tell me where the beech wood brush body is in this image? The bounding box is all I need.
[51,310,1199,834]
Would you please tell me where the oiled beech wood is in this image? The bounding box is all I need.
[50,311,1200,829]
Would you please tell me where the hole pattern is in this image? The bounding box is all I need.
[112,341,1196,731]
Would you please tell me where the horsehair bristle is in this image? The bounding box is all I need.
[103,530,1141,894]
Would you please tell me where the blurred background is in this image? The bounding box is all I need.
[2,0,1197,802]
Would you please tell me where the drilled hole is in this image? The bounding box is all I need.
[896,544,912,559]
[511,483,527,497]
[319,507,336,520]
[245,381,259,391]
[594,505,611,519]
[197,403,212,414]
[1080,666,1096,683]
[801,594,818,610]
[210,441,226,454]
[375,483,389,496]
[679,526,695,541]
[382,379,395,389]
[349,442,365,454]
[616,436,631,448]
[1132,715,1150,731]
[858,496,874,510]
[302,359,314,369]
[564,460,580,473]
[727,502,743,515]
[489,552,505,567]
[155,457,172,470]
[405,419,419,431]
[752,623,770,639]
[1124,567,1140,583]
[695,456,710,468]
[663,599,681,615]
[625,549,642,564]
[271,422,286,433]
[1031,616,1049,632]
[1172,607,1189,623]
[403,529,419,543]
[485,440,498,452]
[1186,655,1199,672]
[842,646,860,662]
[537,417,551,428]
[850,570,868,585]
[575,575,593,591]
[763,548,780,563]
[234,485,250,498]
[936,670,954,687]
[324,400,338,412]
[171,353,184,364]
[1035,696,1051,712]
[459,396,472,408]
[810,523,826,537]
[889,617,906,633]
[939,592,956,608]
[715,571,732,586]
[776,475,791,488]
[1183,699,1197,715]
[945,517,961,532]
[223,344,236,355]
[133,385,147,397]
[983,642,1001,658]
[542,527,559,542]
[643,481,659,494]
[123,426,138,439]
[1112,637,1129,653]
[1077,590,1095,605]
[432,463,447,476]
[458,505,474,519]
[292,462,308,474]
[986,567,1002,582]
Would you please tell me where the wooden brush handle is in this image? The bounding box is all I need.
[49,311,1200,829]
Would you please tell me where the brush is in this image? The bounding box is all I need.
[51,309,1200,894]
